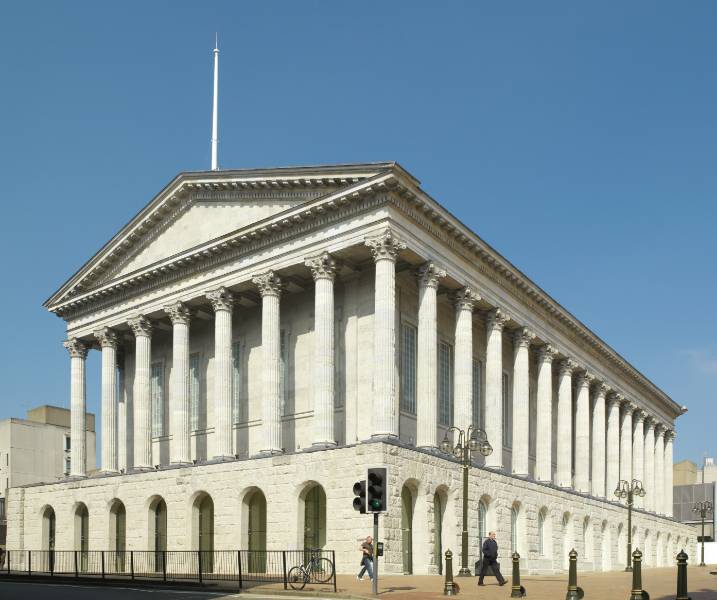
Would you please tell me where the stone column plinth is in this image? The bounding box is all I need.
[632,411,646,508]
[453,289,479,432]
[64,338,88,477]
[644,419,655,512]
[511,327,534,476]
[620,401,634,484]
[591,383,608,497]
[365,228,405,438]
[128,315,153,469]
[556,359,576,488]
[305,252,338,447]
[535,344,557,482]
[207,287,235,459]
[606,393,622,494]
[485,308,509,469]
[574,371,593,493]
[166,302,192,465]
[94,327,119,473]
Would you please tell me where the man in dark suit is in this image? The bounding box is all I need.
[478,531,506,586]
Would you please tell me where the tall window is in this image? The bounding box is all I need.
[438,342,453,426]
[538,509,546,556]
[189,353,201,431]
[151,362,164,437]
[472,359,482,428]
[502,372,511,447]
[478,500,487,540]
[280,330,289,413]
[232,341,242,422]
[400,324,417,414]
[511,505,519,552]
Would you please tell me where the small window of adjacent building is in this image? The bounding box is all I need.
[64,436,71,452]
[151,362,165,437]
[438,342,454,426]
[232,341,242,423]
[502,371,512,447]
[400,323,417,414]
[472,359,482,429]
[189,353,201,431]
[64,457,71,476]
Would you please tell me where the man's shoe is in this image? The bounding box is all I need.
[356,576,362,581]
[477,582,485,586]
[499,581,507,586]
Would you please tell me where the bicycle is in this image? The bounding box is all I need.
[287,549,335,590]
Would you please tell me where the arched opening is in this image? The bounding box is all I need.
[538,508,551,558]
[601,521,611,571]
[433,489,447,575]
[510,502,524,555]
[477,495,495,544]
[246,488,267,573]
[401,484,415,574]
[562,512,573,570]
[662,533,670,567]
[301,483,327,550]
[617,523,626,568]
[149,497,167,573]
[583,517,593,563]
[41,506,56,572]
[109,500,126,572]
[644,529,652,567]
[192,493,214,573]
[74,503,89,572]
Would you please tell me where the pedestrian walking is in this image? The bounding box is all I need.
[477,531,506,586]
[357,535,374,581]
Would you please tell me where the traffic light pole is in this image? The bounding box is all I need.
[372,512,379,596]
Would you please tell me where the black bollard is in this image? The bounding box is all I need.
[444,549,455,596]
[510,552,526,598]
[629,549,650,600]
[675,550,691,600]
[566,549,585,600]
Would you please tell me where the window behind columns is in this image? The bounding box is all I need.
[280,330,289,414]
[502,371,512,447]
[472,359,483,429]
[400,324,417,414]
[438,342,454,426]
[232,342,242,422]
[189,353,201,431]
[151,362,165,437]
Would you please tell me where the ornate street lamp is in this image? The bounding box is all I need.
[614,479,646,572]
[693,500,713,567]
[440,425,493,577]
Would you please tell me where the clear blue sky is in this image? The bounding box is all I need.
[0,1,714,465]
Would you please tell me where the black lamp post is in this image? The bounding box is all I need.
[693,500,713,567]
[614,479,646,572]
[440,425,493,577]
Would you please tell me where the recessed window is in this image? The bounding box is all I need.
[502,372,512,447]
[151,362,165,437]
[232,341,242,423]
[64,436,71,452]
[189,353,201,431]
[400,324,417,414]
[438,342,454,426]
[472,359,482,429]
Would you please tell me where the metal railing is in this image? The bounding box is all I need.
[0,548,336,591]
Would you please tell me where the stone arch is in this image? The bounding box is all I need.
[297,481,327,550]
[400,480,419,574]
[600,520,611,571]
[510,501,526,556]
[108,499,126,572]
[582,516,594,564]
[190,491,214,572]
[632,525,640,561]
[147,494,167,572]
[617,523,627,568]
[537,507,552,558]
[643,529,652,566]
[478,494,496,543]
[663,533,671,566]
[40,505,56,572]
[562,512,574,569]
[432,486,448,575]
[241,486,267,573]
[73,502,89,571]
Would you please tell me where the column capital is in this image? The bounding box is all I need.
[93,327,119,349]
[537,343,558,364]
[486,307,510,332]
[633,410,647,424]
[621,400,638,415]
[453,287,481,311]
[252,270,283,297]
[165,301,192,325]
[665,429,676,441]
[559,358,577,377]
[206,287,234,312]
[607,392,624,408]
[63,338,88,359]
[415,262,447,289]
[594,381,610,397]
[364,228,406,262]
[305,251,339,281]
[128,315,153,338]
[644,416,656,431]
[513,327,536,348]
[576,371,595,388]
[654,423,667,437]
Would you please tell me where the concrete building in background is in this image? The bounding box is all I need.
[0,406,95,547]
[674,457,717,486]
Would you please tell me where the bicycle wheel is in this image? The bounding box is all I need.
[313,557,335,583]
[288,566,308,590]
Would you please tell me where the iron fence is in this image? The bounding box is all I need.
[0,548,336,591]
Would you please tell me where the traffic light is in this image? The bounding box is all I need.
[353,480,366,513]
[366,467,387,513]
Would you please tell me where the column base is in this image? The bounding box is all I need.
[99,469,120,475]
[312,441,337,449]
[131,466,155,473]
[171,461,192,467]
[256,449,283,457]
[211,454,236,462]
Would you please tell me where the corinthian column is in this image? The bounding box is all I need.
[606,393,622,494]
[206,287,234,459]
[632,410,646,508]
[535,344,557,482]
[512,327,535,476]
[654,426,665,515]
[166,302,192,465]
[94,327,119,473]
[453,288,479,432]
[365,228,406,438]
[63,338,88,477]
[643,418,655,512]
[575,371,593,493]
[305,252,339,447]
[591,383,608,498]
[664,430,674,516]
[128,315,153,469]
[415,262,445,447]
[253,271,283,454]
[620,401,634,484]
[485,308,509,469]
[556,359,576,488]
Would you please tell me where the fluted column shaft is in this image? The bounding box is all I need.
[64,339,88,477]
[512,328,534,476]
[664,432,674,516]
[654,428,665,515]
[167,302,191,464]
[207,288,234,459]
[556,359,575,487]
[606,395,621,494]
[129,316,153,469]
[485,308,509,469]
[365,229,405,438]
[254,271,283,454]
[95,328,119,473]
[632,412,645,508]
[591,384,607,497]
[453,289,478,431]
[643,421,655,512]
[416,264,444,446]
[306,253,338,447]
[535,345,556,482]
[620,403,634,483]
[575,372,592,493]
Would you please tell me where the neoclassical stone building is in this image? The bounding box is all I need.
[7,162,695,573]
